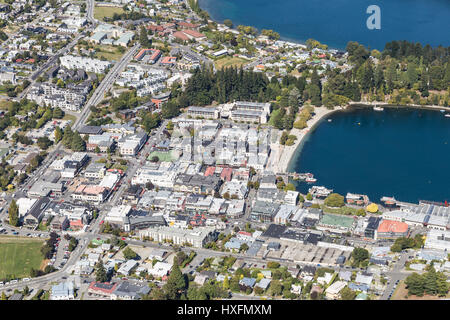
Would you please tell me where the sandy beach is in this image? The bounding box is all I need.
[266,106,342,174]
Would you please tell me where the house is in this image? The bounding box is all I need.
[88,282,118,298]
[255,278,271,291]
[317,272,334,285]
[148,261,172,278]
[117,260,138,276]
[194,274,209,286]
[325,281,347,300]
[148,249,167,261]
[239,277,257,291]
[51,281,75,300]
[50,215,69,231]
[111,281,150,300]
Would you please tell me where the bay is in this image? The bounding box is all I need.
[198,0,450,50]
[288,107,450,204]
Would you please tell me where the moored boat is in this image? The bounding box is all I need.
[373,106,384,111]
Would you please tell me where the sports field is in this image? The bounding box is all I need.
[0,236,45,279]
[94,6,125,20]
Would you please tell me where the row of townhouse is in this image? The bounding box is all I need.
[26,82,92,111]
[59,55,112,73]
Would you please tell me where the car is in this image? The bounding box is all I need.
[22,278,30,282]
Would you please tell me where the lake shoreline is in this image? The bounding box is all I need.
[283,102,450,175]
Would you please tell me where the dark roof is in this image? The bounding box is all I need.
[78,125,103,135]
[27,197,51,220]
[301,265,316,275]
[113,281,150,299]
[262,224,287,238]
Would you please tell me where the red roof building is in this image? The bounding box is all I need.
[376,219,409,240]
[220,167,233,182]
[204,166,216,177]
[173,31,190,41]
[88,282,118,297]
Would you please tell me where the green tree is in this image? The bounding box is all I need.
[340,286,356,300]
[70,132,86,151]
[95,261,108,283]
[223,19,233,28]
[324,193,345,207]
[351,247,369,267]
[8,199,19,226]
[54,127,63,143]
[122,246,138,260]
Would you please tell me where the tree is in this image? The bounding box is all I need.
[223,19,233,28]
[351,247,369,267]
[37,137,53,150]
[269,280,283,296]
[223,276,229,290]
[239,243,249,252]
[139,26,152,48]
[164,264,186,299]
[324,193,345,207]
[122,246,138,260]
[340,286,356,300]
[54,127,63,143]
[70,132,86,151]
[95,261,108,282]
[306,193,313,201]
[8,199,19,226]
[52,107,64,119]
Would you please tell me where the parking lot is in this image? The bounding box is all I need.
[264,240,352,266]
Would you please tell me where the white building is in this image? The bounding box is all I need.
[60,55,111,73]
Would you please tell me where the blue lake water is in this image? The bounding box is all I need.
[288,107,450,204]
[198,0,450,50]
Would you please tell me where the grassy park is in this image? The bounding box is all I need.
[214,56,249,70]
[94,6,125,21]
[0,236,45,279]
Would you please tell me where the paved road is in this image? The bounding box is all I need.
[380,251,410,300]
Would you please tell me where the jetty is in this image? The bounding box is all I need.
[277,172,317,182]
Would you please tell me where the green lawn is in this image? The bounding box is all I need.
[63,114,77,126]
[148,151,174,162]
[94,6,125,20]
[321,204,359,216]
[0,237,45,279]
[214,56,249,70]
[94,45,125,62]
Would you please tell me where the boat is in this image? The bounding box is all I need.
[373,106,384,111]
[445,114,450,118]
[305,177,317,183]
[328,119,332,122]
[440,110,446,113]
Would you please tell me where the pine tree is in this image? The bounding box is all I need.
[8,199,19,226]
[70,132,86,151]
[54,127,63,143]
[95,261,108,283]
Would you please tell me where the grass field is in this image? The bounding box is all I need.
[94,6,125,20]
[214,56,249,70]
[148,151,174,162]
[0,99,13,110]
[63,114,77,126]
[0,236,45,279]
[94,45,125,62]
